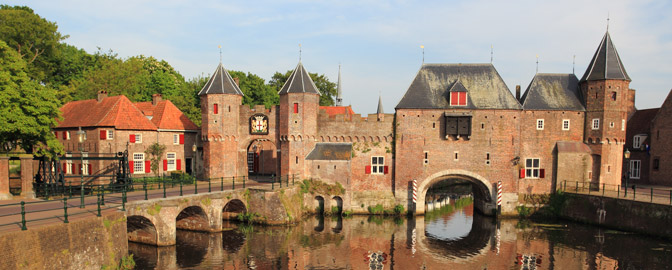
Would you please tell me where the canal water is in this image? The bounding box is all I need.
[129,202,672,269]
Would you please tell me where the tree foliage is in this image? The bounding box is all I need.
[229,71,279,108]
[0,40,63,157]
[144,142,166,176]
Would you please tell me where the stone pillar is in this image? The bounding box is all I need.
[0,157,13,200]
[20,156,35,199]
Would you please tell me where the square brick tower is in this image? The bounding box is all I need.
[278,62,320,178]
[199,62,244,178]
[579,31,633,187]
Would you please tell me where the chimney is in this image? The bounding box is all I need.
[515,85,521,101]
[233,77,240,86]
[97,90,107,102]
[152,94,162,106]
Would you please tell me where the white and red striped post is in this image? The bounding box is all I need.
[497,181,503,214]
[412,179,418,203]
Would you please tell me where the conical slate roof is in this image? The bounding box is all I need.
[520,73,585,111]
[377,95,384,114]
[198,62,244,96]
[580,32,631,82]
[278,62,321,95]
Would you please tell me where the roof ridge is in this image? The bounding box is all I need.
[98,96,122,126]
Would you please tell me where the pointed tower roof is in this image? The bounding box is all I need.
[336,64,343,106]
[198,62,244,96]
[580,31,631,82]
[377,95,384,114]
[278,62,321,95]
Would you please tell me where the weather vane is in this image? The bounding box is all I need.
[420,45,425,64]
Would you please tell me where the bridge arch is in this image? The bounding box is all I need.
[222,199,247,220]
[175,205,210,232]
[416,170,495,215]
[127,215,158,245]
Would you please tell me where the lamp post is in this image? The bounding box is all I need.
[624,149,631,197]
[191,143,197,177]
[77,127,86,208]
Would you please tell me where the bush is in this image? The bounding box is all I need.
[393,204,405,215]
[331,206,342,215]
[367,204,384,215]
[516,205,533,218]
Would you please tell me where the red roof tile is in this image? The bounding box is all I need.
[320,106,355,120]
[58,96,157,130]
[135,100,199,131]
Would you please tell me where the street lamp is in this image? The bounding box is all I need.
[624,148,631,197]
[77,127,86,208]
[191,143,197,177]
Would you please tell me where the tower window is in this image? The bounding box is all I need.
[562,119,570,131]
[423,151,429,165]
[653,158,660,171]
[611,91,617,101]
[214,104,219,114]
[592,119,600,130]
[486,153,490,165]
[454,152,459,161]
[536,119,544,130]
[293,103,299,114]
[622,119,625,131]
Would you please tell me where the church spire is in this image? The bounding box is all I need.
[377,94,384,114]
[336,64,343,106]
[580,31,631,82]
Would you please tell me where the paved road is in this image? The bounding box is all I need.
[0,177,296,233]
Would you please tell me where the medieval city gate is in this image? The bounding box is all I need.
[415,170,496,215]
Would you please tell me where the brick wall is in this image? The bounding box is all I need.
[649,91,672,185]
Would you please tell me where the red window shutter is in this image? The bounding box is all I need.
[163,160,168,171]
[129,161,134,174]
[214,104,218,114]
[100,130,106,140]
[177,159,182,171]
[63,131,67,139]
[459,92,467,105]
[130,134,135,143]
[145,161,151,173]
[87,164,92,175]
[519,168,525,179]
[293,103,299,113]
[54,132,58,139]
[540,169,545,178]
[63,163,67,174]
[179,134,184,145]
[450,92,458,106]
[384,166,389,174]
[365,165,371,174]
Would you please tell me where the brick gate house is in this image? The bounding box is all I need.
[198,31,636,215]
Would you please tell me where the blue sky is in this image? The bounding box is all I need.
[11,0,672,113]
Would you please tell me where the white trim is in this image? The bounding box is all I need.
[562,119,570,131]
[630,160,641,179]
[536,119,544,130]
[592,119,600,130]
[371,156,384,174]
[525,158,541,178]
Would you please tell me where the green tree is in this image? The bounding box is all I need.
[144,142,166,177]
[0,40,63,158]
[0,5,67,82]
[229,71,279,108]
[268,70,336,106]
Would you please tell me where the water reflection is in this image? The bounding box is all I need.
[129,203,672,269]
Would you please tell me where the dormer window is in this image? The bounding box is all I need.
[450,92,467,106]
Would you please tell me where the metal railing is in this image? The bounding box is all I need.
[0,173,298,231]
[560,180,672,205]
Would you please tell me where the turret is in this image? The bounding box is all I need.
[278,62,320,177]
[580,31,632,187]
[199,62,244,178]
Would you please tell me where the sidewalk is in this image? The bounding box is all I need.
[562,182,672,206]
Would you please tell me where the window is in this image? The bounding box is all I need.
[610,122,614,128]
[525,158,541,178]
[133,153,145,174]
[65,154,72,174]
[135,134,142,143]
[65,131,71,140]
[536,119,544,130]
[173,134,179,145]
[562,119,570,131]
[622,119,625,131]
[214,104,218,114]
[454,151,459,161]
[166,152,176,171]
[293,103,299,114]
[107,130,114,140]
[633,134,647,149]
[486,152,491,165]
[423,151,429,165]
[450,92,467,106]
[592,119,600,130]
[611,91,617,101]
[630,160,641,179]
[445,116,472,138]
[371,156,384,174]
[82,152,89,175]
[653,158,660,171]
